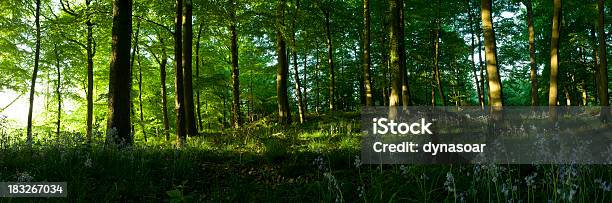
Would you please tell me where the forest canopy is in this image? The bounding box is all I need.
[0,0,610,144]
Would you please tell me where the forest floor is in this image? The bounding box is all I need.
[1,112,611,202]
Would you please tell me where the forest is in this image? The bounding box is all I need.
[0,0,611,201]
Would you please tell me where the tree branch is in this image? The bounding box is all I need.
[133,15,174,35]
[0,94,23,112]
[59,0,78,17]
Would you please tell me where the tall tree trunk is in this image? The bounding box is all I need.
[548,0,561,120]
[291,0,305,123]
[433,19,446,106]
[363,0,373,106]
[175,0,186,146]
[183,0,197,136]
[107,0,133,145]
[466,0,484,108]
[221,93,227,130]
[388,0,401,119]
[195,23,204,130]
[592,27,601,104]
[54,44,61,138]
[136,47,146,142]
[26,0,41,145]
[477,28,488,105]
[381,15,389,107]
[324,10,335,111]
[85,1,94,144]
[276,0,292,124]
[249,68,254,121]
[525,0,538,107]
[481,0,503,108]
[302,54,308,112]
[399,0,410,108]
[159,37,170,141]
[230,1,243,128]
[129,20,141,137]
[315,45,321,113]
[597,0,610,121]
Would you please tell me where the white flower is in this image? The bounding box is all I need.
[353,155,362,168]
[444,172,455,192]
[501,183,509,197]
[313,156,325,171]
[595,179,612,192]
[525,172,537,189]
[84,157,93,168]
[357,185,365,198]
[399,165,408,176]
[17,171,33,182]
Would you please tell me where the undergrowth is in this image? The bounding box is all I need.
[0,112,611,202]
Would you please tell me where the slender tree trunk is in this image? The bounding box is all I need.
[277,0,292,124]
[26,0,41,145]
[183,0,197,136]
[525,0,538,106]
[86,22,94,143]
[159,37,170,141]
[363,0,374,106]
[431,84,436,106]
[324,10,335,111]
[136,46,146,142]
[481,0,503,108]
[433,20,446,106]
[249,68,254,121]
[381,17,389,107]
[291,0,305,123]
[221,93,227,130]
[388,0,401,119]
[229,1,243,128]
[129,20,141,137]
[315,45,321,113]
[592,27,601,104]
[466,0,484,108]
[398,0,410,108]
[597,0,610,121]
[302,54,308,112]
[106,0,133,145]
[477,29,488,105]
[84,0,95,144]
[196,23,203,130]
[54,44,61,138]
[175,0,186,146]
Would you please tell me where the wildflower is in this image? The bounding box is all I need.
[444,171,455,192]
[84,157,93,168]
[595,179,612,192]
[399,165,408,176]
[525,172,537,189]
[357,185,365,198]
[324,172,342,202]
[353,155,362,168]
[459,191,467,203]
[17,171,33,182]
[313,156,325,171]
[501,183,509,197]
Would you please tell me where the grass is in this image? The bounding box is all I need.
[0,112,611,202]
